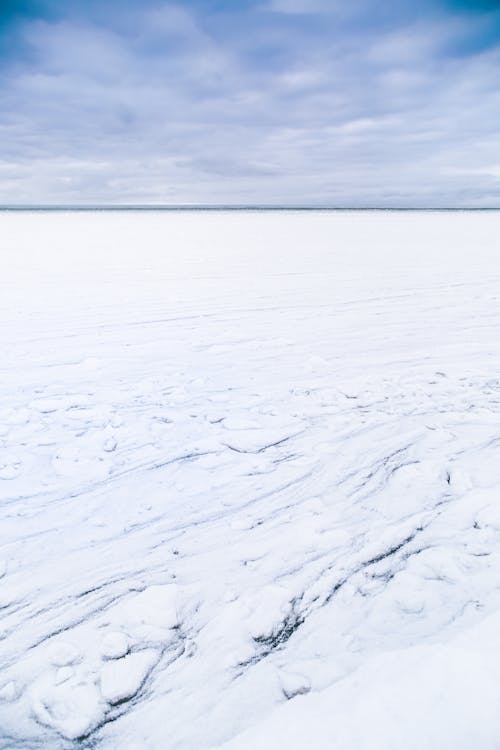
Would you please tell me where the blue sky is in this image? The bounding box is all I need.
[1,0,500,205]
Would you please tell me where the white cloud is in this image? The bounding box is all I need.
[267,0,331,14]
[1,1,500,205]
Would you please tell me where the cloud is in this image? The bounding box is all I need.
[1,0,500,205]
[267,0,334,15]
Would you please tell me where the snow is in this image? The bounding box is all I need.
[220,609,500,750]
[1,209,500,749]
[100,650,159,704]
[100,632,129,660]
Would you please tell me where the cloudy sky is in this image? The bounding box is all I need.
[1,0,500,206]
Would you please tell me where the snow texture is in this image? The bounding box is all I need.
[1,209,500,749]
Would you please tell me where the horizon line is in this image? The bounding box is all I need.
[1,204,500,212]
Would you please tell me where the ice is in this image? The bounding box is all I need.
[31,679,105,740]
[102,436,118,453]
[1,209,500,748]
[100,632,129,660]
[117,585,180,630]
[100,650,159,704]
[48,642,81,667]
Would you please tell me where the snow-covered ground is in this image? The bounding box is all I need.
[1,209,500,749]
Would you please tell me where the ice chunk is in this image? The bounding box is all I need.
[101,631,129,660]
[32,681,104,740]
[48,641,81,667]
[120,584,180,630]
[100,650,159,704]
[103,437,117,453]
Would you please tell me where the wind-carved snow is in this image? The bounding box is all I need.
[1,210,500,749]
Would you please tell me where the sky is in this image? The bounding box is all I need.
[1,0,500,206]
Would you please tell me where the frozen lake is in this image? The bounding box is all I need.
[1,210,500,749]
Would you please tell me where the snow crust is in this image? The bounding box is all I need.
[1,209,500,749]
